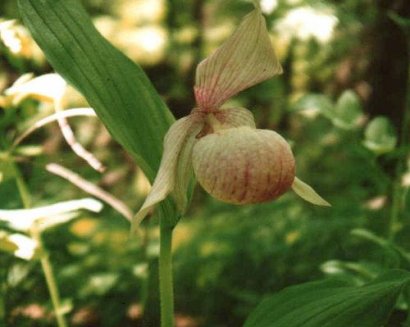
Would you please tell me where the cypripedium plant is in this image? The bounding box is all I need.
[133,4,330,232]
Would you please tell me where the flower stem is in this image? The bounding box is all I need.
[32,226,68,327]
[138,224,150,315]
[11,158,67,327]
[388,28,410,241]
[11,160,31,209]
[159,219,175,327]
[0,261,7,325]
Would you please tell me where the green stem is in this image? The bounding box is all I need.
[388,27,410,241]
[11,158,67,327]
[389,182,402,241]
[0,292,3,324]
[0,259,7,325]
[11,160,31,208]
[31,227,67,327]
[159,220,175,327]
[139,224,150,315]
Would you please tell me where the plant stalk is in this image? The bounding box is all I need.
[159,219,175,327]
[11,160,31,208]
[0,260,7,325]
[388,26,410,241]
[31,226,67,327]
[11,158,67,327]
[139,225,150,315]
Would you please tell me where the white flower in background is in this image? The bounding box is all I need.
[8,233,38,260]
[93,18,167,64]
[138,27,166,53]
[403,172,410,187]
[115,0,165,24]
[260,0,278,14]
[5,73,67,105]
[0,20,22,54]
[403,158,410,187]
[0,19,44,61]
[275,6,338,43]
[0,198,103,232]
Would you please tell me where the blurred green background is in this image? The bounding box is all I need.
[0,0,409,326]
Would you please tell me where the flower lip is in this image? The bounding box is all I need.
[192,126,296,204]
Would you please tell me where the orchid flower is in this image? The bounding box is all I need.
[133,5,329,231]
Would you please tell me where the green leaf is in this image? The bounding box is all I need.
[351,228,410,265]
[333,90,363,129]
[389,12,410,29]
[293,91,363,130]
[17,0,174,181]
[244,270,410,327]
[363,116,397,155]
[18,0,179,225]
[292,94,333,118]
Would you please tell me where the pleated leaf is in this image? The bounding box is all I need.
[244,270,410,327]
[18,0,182,226]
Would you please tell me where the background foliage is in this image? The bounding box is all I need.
[0,0,409,326]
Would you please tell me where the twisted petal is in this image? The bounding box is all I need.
[292,177,330,206]
[172,122,204,212]
[132,115,204,233]
[194,8,282,110]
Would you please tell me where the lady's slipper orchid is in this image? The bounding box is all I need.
[133,6,329,231]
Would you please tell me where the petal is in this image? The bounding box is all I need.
[213,107,256,129]
[132,114,204,233]
[172,122,203,213]
[13,108,96,147]
[292,177,331,206]
[0,198,103,231]
[5,73,67,105]
[8,233,38,261]
[194,8,282,110]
